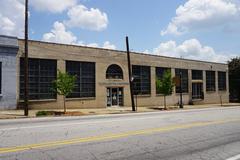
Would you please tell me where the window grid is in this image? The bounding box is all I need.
[218,71,226,91]
[192,70,203,80]
[20,58,57,100]
[106,64,123,79]
[132,65,151,95]
[206,71,216,91]
[66,61,95,98]
[175,69,189,93]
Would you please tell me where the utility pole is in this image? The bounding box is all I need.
[24,0,29,116]
[126,36,135,111]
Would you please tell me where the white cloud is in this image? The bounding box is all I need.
[149,39,236,63]
[85,43,99,48]
[65,4,108,31]
[161,0,240,36]
[30,0,76,13]
[42,21,77,44]
[0,0,25,37]
[79,41,116,49]
[0,0,108,38]
[103,41,116,50]
[42,21,116,49]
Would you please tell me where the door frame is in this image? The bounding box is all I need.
[106,87,124,107]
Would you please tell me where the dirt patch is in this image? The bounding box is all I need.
[149,107,179,111]
[62,111,85,116]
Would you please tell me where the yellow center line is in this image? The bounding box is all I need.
[0,118,239,154]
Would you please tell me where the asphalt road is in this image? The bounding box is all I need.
[0,107,240,160]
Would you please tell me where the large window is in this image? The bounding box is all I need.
[156,67,170,79]
[132,65,151,95]
[175,69,189,93]
[156,67,171,94]
[206,71,216,91]
[218,71,226,91]
[106,64,123,79]
[20,58,57,100]
[192,83,203,99]
[66,61,95,98]
[192,70,203,80]
[192,70,203,100]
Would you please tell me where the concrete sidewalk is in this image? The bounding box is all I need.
[0,103,239,119]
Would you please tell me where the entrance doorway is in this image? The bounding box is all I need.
[192,83,204,100]
[107,88,123,107]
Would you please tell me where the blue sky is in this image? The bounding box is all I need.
[1,0,240,62]
[29,0,185,50]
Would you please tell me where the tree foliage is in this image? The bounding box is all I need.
[228,57,240,102]
[53,70,76,113]
[156,70,174,96]
[156,70,174,109]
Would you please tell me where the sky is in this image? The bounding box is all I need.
[0,0,240,63]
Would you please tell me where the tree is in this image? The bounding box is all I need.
[228,57,240,102]
[156,70,174,110]
[53,70,76,113]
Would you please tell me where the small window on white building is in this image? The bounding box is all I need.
[0,62,1,94]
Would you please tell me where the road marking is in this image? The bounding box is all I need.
[226,154,240,160]
[0,115,169,131]
[0,118,239,154]
[1,106,240,131]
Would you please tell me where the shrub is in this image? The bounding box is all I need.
[36,111,54,117]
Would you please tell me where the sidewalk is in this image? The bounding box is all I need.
[0,103,239,119]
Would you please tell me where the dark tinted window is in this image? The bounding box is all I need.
[192,70,203,80]
[106,64,123,79]
[156,67,171,79]
[218,71,226,91]
[132,65,151,95]
[66,61,95,98]
[206,71,216,91]
[20,58,57,100]
[175,69,188,93]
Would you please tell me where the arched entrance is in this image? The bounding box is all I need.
[106,64,124,107]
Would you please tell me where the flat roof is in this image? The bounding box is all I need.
[0,35,18,48]
[18,38,227,66]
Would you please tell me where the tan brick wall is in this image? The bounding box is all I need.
[17,40,229,109]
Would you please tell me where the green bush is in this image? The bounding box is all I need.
[36,111,54,117]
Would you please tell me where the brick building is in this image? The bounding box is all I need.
[0,35,229,110]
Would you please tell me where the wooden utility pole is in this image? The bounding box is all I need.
[126,36,136,111]
[24,0,29,116]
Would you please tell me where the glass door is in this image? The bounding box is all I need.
[107,88,123,107]
[111,88,118,106]
[107,88,111,107]
[118,88,123,106]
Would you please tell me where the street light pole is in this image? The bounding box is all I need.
[24,0,29,116]
[179,71,183,109]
